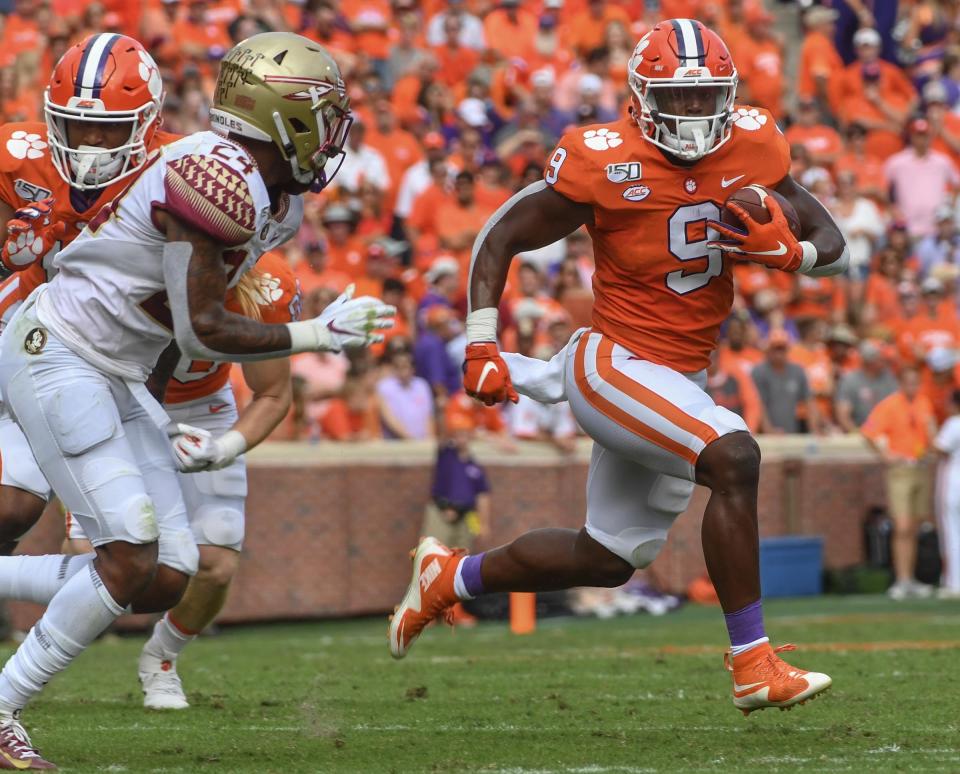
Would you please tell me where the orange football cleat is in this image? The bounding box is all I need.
[389,537,463,659]
[724,643,832,716]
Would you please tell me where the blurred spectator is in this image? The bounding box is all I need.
[436,171,493,267]
[395,132,454,222]
[413,304,463,401]
[834,122,887,200]
[835,339,898,431]
[319,205,365,276]
[835,27,916,161]
[377,350,435,439]
[295,241,351,297]
[319,375,380,441]
[861,366,937,600]
[884,118,959,238]
[424,405,491,623]
[898,277,960,366]
[335,119,391,196]
[426,0,485,50]
[736,4,783,119]
[705,350,764,433]
[922,346,959,424]
[915,206,960,278]
[567,0,631,58]
[797,6,842,107]
[418,256,460,321]
[433,15,480,89]
[784,97,843,168]
[718,314,764,377]
[924,80,960,168]
[752,329,819,434]
[484,0,537,62]
[829,170,884,283]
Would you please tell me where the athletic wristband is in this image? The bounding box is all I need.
[797,241,818,275]
[216,429,248,466]
[466,307,498,343]
[286,320,334,353]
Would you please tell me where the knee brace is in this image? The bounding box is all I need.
[192,503,245,550]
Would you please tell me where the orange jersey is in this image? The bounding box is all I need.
[0,122,179,319]
[165,251,301,404]
[545,108,791,372]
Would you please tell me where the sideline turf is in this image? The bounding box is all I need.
[7,595,960,773]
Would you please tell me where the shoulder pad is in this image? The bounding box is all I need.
[163,154,257,247]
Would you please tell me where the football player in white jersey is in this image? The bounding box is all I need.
[0,32,390,768]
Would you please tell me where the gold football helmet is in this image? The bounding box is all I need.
[211,32,352,191]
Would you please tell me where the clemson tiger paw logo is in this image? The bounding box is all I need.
[6,131,47,160]
[731,108,767,131]
[583,128,623,151]
[255,274,284,305]
[137,50,163,99]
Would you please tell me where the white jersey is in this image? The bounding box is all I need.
[34,131,303,381]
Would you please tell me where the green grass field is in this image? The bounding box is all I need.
[6,595,960,773]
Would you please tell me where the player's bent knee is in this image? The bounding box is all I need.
[95,540,160,599]
[580,528,643,583]
[197,547,240,588]
[696,431,761,490]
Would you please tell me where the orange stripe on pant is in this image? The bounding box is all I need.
[594,338,720,448]
[574,334,700,466]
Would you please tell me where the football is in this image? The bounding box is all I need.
[720,184,802,239]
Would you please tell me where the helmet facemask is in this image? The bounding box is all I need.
[44,94,161,191]
[629,66,736,161]
[271,92,353,193]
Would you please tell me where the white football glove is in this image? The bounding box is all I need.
[285,284,395,353]
[169,423,217,472]
[169,425,247,473]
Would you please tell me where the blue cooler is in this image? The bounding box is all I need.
[759,536,824,597]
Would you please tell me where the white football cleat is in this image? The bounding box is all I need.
[139,650,189,710]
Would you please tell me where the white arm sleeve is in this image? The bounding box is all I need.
[162,241,295,362]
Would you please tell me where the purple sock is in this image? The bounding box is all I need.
[459,553,486,598]
[723,599,766,647]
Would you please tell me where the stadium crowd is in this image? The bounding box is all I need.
[3,0,960,443]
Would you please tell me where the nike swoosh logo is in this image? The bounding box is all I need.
[733,680,766,696]
[746,242,788,257]
[474,361,499,393]
[721,174,746,188]
[209,403,230,414]
[0,751,33,770]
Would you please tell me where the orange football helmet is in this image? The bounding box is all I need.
[628,19,738,161]
[44,33,164,190]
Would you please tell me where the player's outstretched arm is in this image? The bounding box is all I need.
[773,174,849,277]
[465,182,593,405]
[159,211,394,362]
[469,181,593,312]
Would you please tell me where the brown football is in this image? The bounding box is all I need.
[720,184,802,239]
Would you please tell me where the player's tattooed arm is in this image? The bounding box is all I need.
[160,210,293,356]
[469,182,594,311]
[775,175,849,275]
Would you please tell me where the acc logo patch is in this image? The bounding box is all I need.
[622,185,650,202]
[13,179,52,202]
[606,162,641,183]
[24,327,46,355]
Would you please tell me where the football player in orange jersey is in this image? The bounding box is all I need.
[0,32,177,563]
[391,19,850,715]
[63,252,300,711]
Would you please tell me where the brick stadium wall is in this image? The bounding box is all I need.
[6,438,905,631]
